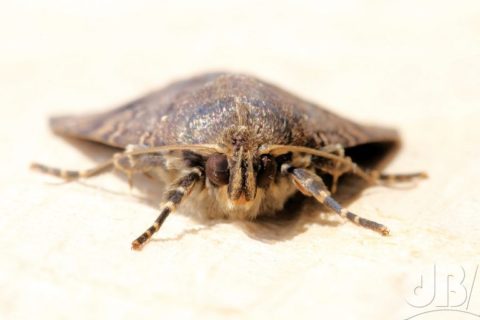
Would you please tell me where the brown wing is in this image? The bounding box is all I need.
[50,72,226,148]
[50,72,399,150]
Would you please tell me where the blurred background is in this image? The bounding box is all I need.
[3,0,479,123]
[1,1,479,319]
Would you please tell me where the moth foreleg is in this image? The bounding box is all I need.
[281,164,390,236]
[131,167,203,250]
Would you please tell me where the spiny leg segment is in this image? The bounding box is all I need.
[281,164,390,235]
[318,157,427,191]
[30,144,167,185]
[373,171,428,184]
[317,144,345,194]
[30,161,114,180]
[32,150,204,250]
[262,144,427,191]
[30,143,219,183]
[131,167,203,250]
[316,144,427,191]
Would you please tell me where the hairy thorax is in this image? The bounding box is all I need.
[184,175,298,220]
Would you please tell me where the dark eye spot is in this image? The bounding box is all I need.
[206,154,230,186]
[257,155,277,188]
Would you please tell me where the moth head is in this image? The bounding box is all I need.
[205,150,277,208]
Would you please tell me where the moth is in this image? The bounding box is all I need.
[32,72,426,250]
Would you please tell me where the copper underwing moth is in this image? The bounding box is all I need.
[32,72,426,250]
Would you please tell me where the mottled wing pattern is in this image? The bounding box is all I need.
[50,72,399,150]
[50,73,225,148]
[232,77,400,149]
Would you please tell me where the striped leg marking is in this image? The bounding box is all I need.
[282,164,389,236]
[377,172,428,184]
[317,157,427,188]
[30,161,113,180]
[131,167,203,250]
[30,145,167,184]
[357,168,428,186]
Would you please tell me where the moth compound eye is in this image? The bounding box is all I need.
[257,155,277,188]
[206,154,230,186]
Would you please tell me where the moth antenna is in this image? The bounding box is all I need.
[126,144,226,156]
[260,145,356,166]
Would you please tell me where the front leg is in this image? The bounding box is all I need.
[281,164,390,235]
[131,167,203,250]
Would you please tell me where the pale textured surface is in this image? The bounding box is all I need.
[1,1,480,319]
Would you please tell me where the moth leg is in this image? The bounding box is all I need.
[316,155,427,188]
[131,167,203,250]
[112,144,167,188]
[319,144,344,154]
[264,144,427,187]
[319,144,346,194]
[338,160,427,186]
[30,144,166,187]
[281,164,390,236]
[366,170,428,185]
[30,161,114,180]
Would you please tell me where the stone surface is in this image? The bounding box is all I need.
[1,1,479,319]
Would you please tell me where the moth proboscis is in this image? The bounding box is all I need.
[31,72,427,250]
